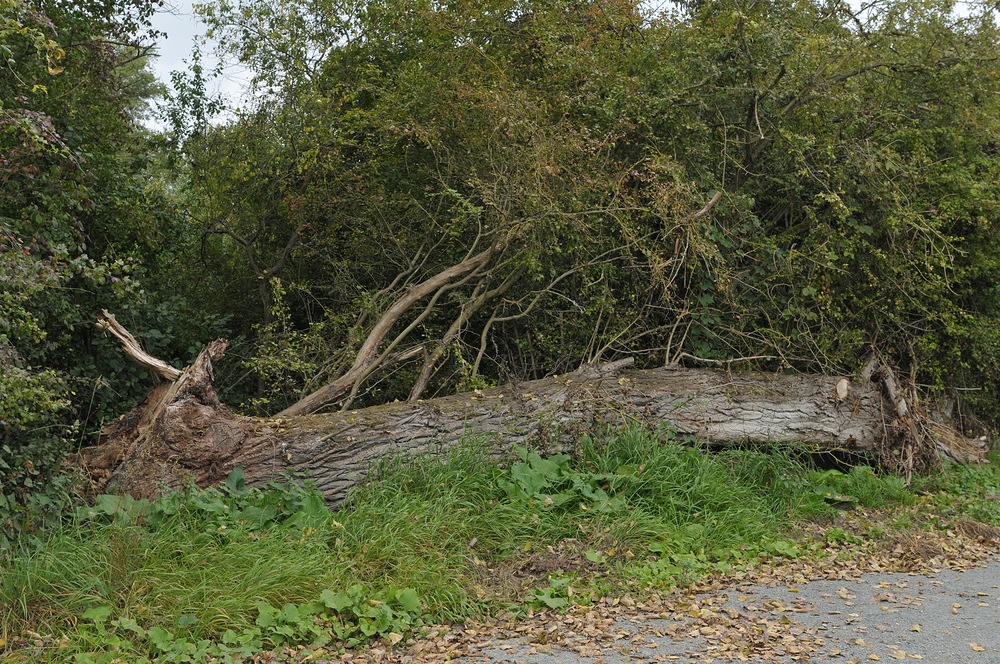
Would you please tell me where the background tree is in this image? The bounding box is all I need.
[190,0,707,414]
[0,0,221,544]
[184,0,1000,424]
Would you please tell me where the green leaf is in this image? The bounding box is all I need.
[531,589,569,609]
[284,491,329,526]
[320,589,354,612]
[225,466,248,495]
[255,601,278,628]
[113,616,146,635]
[177,614,200,628]
[277,603,300,623]
[548,577,572,590]
[82,605,113,624]
[241,504,278,528]
[147,626,174,652]
[395,588,421,613]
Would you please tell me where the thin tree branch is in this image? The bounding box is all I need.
[408,272,518,401]
[277,246,495,417]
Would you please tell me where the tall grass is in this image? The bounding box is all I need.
[0,427,920,661]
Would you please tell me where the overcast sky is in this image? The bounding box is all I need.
[147,0,250,109]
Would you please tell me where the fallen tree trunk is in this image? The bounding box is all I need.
[74,318,988,505]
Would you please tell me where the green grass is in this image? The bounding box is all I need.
[913,449,1000,524]
[0,427,940,662]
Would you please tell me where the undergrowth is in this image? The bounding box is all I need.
[914,449,1000,524]
[0,426,986,663]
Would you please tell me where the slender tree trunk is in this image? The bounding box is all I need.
[75,333,987,506]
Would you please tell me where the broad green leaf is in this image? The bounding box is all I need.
[395,588,421,613]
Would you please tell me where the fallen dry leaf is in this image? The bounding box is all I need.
[381,505,1000,664]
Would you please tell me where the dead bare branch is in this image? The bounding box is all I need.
[409,272,518,401]
[97,310,182,382]
[670,352,779,368]
[689,190,723,219]
[277,246,496,417]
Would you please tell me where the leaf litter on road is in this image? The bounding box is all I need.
[374,508,1000,664]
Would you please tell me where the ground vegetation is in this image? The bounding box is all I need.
[3,428,1000,661]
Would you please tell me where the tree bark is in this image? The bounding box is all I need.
[74,333,988,506]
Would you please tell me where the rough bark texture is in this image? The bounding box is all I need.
[74,340,988,506]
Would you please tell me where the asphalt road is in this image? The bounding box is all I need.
[456,558,1000,663]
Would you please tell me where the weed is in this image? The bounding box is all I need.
[824,527,863,545]
[527,573,576,610]
[913,454,1000,525]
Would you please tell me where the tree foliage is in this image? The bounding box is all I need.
[181,0,1000,420]
[0,0,217,544]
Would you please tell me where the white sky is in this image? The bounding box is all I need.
[147,0,250,113]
